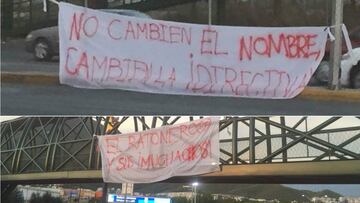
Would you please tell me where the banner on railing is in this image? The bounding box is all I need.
[59,2,329,99]
[97,117,220,183]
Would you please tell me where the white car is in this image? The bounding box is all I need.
[314,47,360,89]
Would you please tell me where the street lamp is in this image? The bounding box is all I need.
[302,195,307,203]
[183,182,199,203]
[192,182,198,203]
[302,194,314,203]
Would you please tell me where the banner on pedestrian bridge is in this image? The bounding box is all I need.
[97,117,220,183]
[59,2,330,99]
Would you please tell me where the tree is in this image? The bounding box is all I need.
[30,193,42,203]
[198,193,216,203]
[1,0,13,40]
[2,188,24,203]
[42,192,53,203]
[172,196,191,203]
[87,0,108,9]
[30,192,63,203]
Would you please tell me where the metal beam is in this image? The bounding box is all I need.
[219,125,360,143]
[2,160,360,184]
[280,117,287,162]
[265,117,272,163]
[257,117,360,162]
[314,133,360,161]
[249,118,255,164]
[227,117,339,163]
[231,118,238,164]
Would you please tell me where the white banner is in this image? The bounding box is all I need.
[97,117,220,183]
[59,2,329,99]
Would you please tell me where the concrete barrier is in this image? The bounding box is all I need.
[1,71,59,85]
[300,86,360,102]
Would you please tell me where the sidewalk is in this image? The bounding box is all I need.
[2,70,360,102]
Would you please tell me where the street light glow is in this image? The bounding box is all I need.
[191,182,198,203]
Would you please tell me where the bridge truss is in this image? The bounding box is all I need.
[1,116,360,186]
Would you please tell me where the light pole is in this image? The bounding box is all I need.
[302,194,309,203]
[192,182,198,203]
[302,194,316,203]
[124,183,128,203]
[182,185,192,203]
[183,182,199,203]
[329,0,343,90]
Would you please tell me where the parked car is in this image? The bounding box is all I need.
[323,26,360,59]
[312,47,360,89]
[25,9,151,61]
[311,27,360,89]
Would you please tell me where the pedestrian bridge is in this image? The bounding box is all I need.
[1,117,360,186]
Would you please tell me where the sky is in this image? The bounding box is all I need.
[0,116,19,122]
[286,184,360,197]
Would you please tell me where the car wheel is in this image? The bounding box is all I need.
[350,63,360,89]
[315,61,330,84]
[33,39,52,61]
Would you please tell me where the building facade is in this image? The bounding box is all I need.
[17,185,62,203]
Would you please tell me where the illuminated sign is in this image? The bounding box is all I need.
[108,195,171,203]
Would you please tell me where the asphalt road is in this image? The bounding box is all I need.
[1,39,59,73]
[2,83,360,115]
